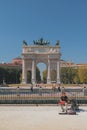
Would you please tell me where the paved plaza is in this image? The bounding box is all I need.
[0,105,87,130]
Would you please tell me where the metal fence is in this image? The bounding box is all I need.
[0,87,87,105]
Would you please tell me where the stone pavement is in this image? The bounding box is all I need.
[0,105,87,130]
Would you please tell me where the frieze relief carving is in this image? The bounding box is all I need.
[23,46,60,54]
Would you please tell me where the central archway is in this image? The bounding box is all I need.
[37,62,47,83]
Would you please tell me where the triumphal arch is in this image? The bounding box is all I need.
[22,38,61,84]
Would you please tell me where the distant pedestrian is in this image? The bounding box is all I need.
[39,86,42,95]
[58,86,61,92]
[61,86,65,93]
[30,84,33,92]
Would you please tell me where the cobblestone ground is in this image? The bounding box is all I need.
[0,105,87,130]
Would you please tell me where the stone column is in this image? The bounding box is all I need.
[57,60,60,84]
[47,55,51,84]
[32,59,36,84]
[22,59,27,84]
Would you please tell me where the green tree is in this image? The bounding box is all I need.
[78,68,87,83]
[0,67,22,84]
[36,67,41,83]
[60,67,77,84]
[27,70,31,83]
[51,70,56,81]
[73,69,80,84]
[43,70,47,83]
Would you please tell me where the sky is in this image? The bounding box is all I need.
[0,0,87,64]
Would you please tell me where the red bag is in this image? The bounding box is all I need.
[59,101,65,105]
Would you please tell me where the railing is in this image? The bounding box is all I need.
[0,87,87,105]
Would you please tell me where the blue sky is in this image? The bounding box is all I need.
[0,0,87,64]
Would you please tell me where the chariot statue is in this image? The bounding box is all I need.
[33,38,50,46]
